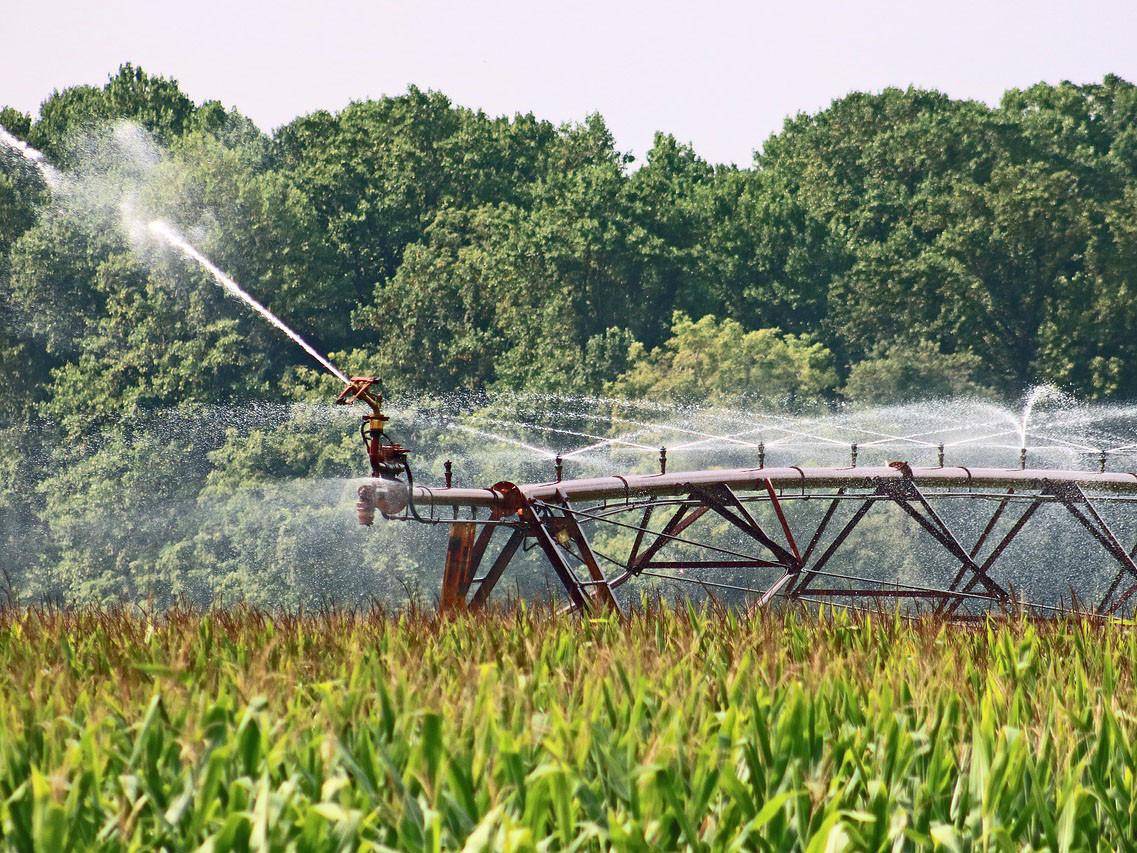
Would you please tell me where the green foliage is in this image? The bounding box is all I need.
[611,312,836,404]
[8,66,1137,603]
[0,606,1135,849]
[842,340,996,406]
[30,63,199,162]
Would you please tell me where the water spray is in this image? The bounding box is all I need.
[0,124,63,189]
[145,221,419,522]
[148,221,349,384]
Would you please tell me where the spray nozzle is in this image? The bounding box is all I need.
[335,376,384,416]
[335,377,411,512]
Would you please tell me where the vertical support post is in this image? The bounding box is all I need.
[440,523,477,612]
[439,509,505,613]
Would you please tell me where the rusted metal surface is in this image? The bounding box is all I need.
[440,523,478,611]
[357,456,1137,616]
[367,466,1137,513]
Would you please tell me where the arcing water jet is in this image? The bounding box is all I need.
[0,124,63,189]
[148,221,349,384]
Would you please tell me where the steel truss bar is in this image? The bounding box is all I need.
[689,484,800,568]
[805,589,959,599]
[534,501,780,570]
[467,530,525,611]
[418,466,1137,617]
[1038,483,1137,616]
[943,497,1043,616]
[788,498,875,599]
[628,503,711,573]
[547,499,624,616]
[626,499,656,568]
[641,560,781,570]
[638,571,765,596]
[802,491,844,563]
[797,567,998,603]
[968,490,1015,561]
[882,481,1009,602]
[524,505,590,612]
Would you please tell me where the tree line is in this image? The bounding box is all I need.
[2,64,1136,604]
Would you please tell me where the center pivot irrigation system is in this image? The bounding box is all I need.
[336,378,1137,618]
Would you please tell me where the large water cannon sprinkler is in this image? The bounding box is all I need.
[335,376,410,523]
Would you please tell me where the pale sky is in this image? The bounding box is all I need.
[4,0,1137,165]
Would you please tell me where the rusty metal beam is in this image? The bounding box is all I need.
[466,529,526,611]
[440,523,477,612]
[376,467,1137,514]
[425,467,1137,617]
[439,507,506,612]
[689,484,799,568]
[556,501,624,616]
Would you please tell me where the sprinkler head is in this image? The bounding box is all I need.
[335,376,410,481]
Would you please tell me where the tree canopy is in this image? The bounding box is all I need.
[4,64,1137,604]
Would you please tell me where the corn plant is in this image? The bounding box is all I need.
[0,602,1134,850]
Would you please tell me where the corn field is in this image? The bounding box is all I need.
[0,603,1135,850]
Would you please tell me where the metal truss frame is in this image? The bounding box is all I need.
[374,466,1137,617]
